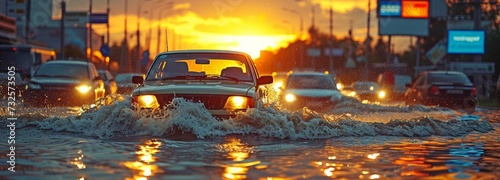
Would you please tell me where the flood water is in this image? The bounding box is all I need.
[1,95,499,180]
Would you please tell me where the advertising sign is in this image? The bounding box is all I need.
[379,1,401,17]
[425,40,446,65]
[401,0,429,18]
[447,30,485,54]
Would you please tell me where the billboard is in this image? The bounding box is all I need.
[378,18,429,36]
[401,0,429,18]
[379,1,401,17]
[447,30,485,54]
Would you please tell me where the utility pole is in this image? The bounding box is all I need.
[387,35,392,63]
[25,0,31,44]
[329,1,333,72]
[89,0,93,61]
[121,0,129,72]
[165,28,168,51]
[60,0,66,59]
[106,0,110,44]
[364,0,371,80]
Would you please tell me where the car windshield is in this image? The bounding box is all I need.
[35,63,89,80]
[146,53,253,82]
[353,82,379,91]
[428,73,471,83]
[287,74,336,90]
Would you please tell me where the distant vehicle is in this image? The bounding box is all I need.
[279,71,342,112]
[131,50,273,117]
[23,60,105,107]
[377,73,412,101]
[98,69,117,96]
[0,45,56,96]
[342,81,386,103]
[115,73,144,95]
[404,71,477,112]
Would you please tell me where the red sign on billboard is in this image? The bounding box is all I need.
[401,0,429,18]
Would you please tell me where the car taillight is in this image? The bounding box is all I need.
[430,86,440,95]
[471,87,477,96]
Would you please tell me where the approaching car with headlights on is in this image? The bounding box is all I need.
[342,81,386,103]
[130,50,273,117]
[24,60,105,107]
[404,71,477,112]
[279,72,343,112]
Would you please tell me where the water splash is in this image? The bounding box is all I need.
[1,94,493,140]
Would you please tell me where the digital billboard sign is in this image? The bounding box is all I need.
[401,0,429,18]
[379,1,401,17]
[447,30,485,54]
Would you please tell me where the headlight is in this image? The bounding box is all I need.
[348,91,356,97]
[134,95,160,109]
[27,83,41,90]
[284,94,296,102]
[75,85,92,93]
[224,96,251,110]
[336,83,343,90]
[273,81,283,91]
[378,91,386,98]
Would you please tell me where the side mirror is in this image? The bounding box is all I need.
[132,76,144,84]
[257,76,273,86]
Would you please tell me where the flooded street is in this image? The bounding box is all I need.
[1,95,499,179]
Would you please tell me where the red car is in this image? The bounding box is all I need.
[404,71,477,112]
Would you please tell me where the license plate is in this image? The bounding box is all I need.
[447,90,463,94]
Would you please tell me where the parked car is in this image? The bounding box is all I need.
[130,50,273,117]
[404,71,477,112]
[279,71,343,112]
[115,73,144,95]
[342,81,386,103]
[23,60,105,107]
[98,69,117,96]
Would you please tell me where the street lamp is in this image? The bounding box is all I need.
[282,7,303,39]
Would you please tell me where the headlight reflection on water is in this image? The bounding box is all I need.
[123,139,162,180]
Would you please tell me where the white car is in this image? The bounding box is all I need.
[279,71,343,112]
[131,50,273,117]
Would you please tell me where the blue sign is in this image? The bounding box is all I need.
[100,44,110,57]
[379,1,401,17]
[90,13,108,24]
[447,30,485,54]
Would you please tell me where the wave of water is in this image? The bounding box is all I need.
[1,95,494,140]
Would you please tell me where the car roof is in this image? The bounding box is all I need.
[157,49,251,58]
[43,60,91,66]
[289,71,331,77]
[426,71,465,75]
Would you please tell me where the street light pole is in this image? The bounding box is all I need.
[89,0,93,61]
[135,0,153,72]
[282,7,303,39]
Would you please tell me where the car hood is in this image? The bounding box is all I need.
[31,77,84,85]
[285,89,343,101]
[135,81,255,97]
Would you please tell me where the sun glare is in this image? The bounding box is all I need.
[221,35,294,59]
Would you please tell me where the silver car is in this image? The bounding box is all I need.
[131,50,273,117]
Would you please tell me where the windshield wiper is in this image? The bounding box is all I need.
[159,75,189,80]
[219,75,239,82]
[53,75,76,79]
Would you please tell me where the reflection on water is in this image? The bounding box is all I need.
[122,139,162,180]
[217,137,260,180]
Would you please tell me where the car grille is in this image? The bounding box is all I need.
[41,84,76,91]
[155,94,230,110]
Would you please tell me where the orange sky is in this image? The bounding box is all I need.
[61,0,412,59]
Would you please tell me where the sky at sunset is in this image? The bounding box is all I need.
[57,0,412,58]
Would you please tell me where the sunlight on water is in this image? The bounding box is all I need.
[122,139,162,180]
